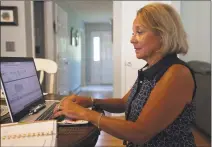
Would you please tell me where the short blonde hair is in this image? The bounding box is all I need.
[136,3,188,55]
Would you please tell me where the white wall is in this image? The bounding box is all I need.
[1,1,27,57]
[1,1,34,57]
[81,27,86,87]
[67,6,83,92]
[55,2,84,92]
[113,2,122,98]
[179,1,211,63]
[25,1,35,57]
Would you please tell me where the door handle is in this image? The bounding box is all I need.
[126,62,132,67]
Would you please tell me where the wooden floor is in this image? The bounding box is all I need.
[96,131,125,147]
[78,85,211,147]
[192,127,211,147]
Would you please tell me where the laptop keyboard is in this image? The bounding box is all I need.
[36,102,58,121]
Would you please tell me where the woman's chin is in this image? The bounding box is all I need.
[135,53,145,59]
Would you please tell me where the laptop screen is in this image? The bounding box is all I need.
[0,57,45,122]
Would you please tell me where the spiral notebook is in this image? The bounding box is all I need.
[1,120,57,147]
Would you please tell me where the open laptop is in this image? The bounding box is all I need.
[0,57,59,123]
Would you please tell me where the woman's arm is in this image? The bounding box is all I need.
[91,90,131,113]
[62,90,131,113]
[84,65,194,144]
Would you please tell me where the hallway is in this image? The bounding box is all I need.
[78,85,113,98]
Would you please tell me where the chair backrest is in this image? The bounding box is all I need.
[34,58,58,94]
[188,61,211,137]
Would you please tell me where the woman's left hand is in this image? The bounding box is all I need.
[52,99,88,121]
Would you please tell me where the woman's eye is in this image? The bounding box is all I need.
[136,31,143,34]
[132,31,144,36]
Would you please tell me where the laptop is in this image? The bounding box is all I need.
[0,57,59,123]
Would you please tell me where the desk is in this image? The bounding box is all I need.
[0,94,101,147]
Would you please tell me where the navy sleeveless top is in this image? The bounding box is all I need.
[125,54,196,147]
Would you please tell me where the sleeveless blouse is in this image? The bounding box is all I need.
[125,54,196,147]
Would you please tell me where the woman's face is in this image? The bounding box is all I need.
[130,17,162,60]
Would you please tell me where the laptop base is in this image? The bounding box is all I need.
[20,100,58,123]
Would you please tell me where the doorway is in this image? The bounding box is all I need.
[86,30,113,85]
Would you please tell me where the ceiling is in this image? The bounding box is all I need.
[67,1,113,23]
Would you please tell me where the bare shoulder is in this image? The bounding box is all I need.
[165,64,194,94]
[159,64,195,91]
[157,64,195,103]
[164,64,193,80]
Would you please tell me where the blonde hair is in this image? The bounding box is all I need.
[136,2,188,55]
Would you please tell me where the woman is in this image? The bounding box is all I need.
[53,2,196,147]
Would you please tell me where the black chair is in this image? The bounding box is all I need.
[188,61,211,137]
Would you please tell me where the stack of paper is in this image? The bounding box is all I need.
[1,120,57,147]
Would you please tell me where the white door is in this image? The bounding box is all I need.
[89,31,113,85]
[123,1,173,94]
[55,4,69,94]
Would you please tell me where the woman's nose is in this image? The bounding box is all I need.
[130,35,137,44]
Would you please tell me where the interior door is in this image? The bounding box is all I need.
[90,32,101,85]
[55,4,69,94]
[89,31,113,85]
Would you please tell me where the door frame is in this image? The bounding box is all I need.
[43,1,55,93]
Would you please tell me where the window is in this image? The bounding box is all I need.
[93,37,100,61]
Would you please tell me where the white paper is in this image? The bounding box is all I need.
[1,120,57,147]
[58,118,88,126]
[43,93,48,96]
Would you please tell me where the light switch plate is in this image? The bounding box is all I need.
[6,41,15,52]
